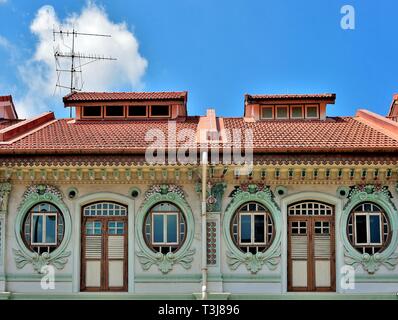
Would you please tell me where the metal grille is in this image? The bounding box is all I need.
[207,221,217,265]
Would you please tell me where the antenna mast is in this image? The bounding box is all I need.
[53,28,117,116]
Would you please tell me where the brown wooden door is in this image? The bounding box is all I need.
[287,201,335,292]
[81,202,128,292]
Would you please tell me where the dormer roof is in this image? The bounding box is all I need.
[63,91,187,105]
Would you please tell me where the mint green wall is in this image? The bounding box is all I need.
[2,182,398,298]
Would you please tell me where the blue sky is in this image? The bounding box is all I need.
[0,0,397,118]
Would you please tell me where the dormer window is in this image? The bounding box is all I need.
[82,106,102,118]
[64,91,187,121]
[105,105,124,117]
[306,105,319,119]
[150,105,170,117]
[291,105,304,119]
[128,105,147,117]
[276,105,289,119]
[244,93,335,121]
[261,106,273,119]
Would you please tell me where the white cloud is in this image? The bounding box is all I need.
[0,35,9,48]
[0,0,7,4]
[15,3,148,118]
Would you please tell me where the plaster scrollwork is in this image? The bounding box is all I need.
[195,182,227,213]
[13,184,72,274]
[223,184,282,274]
[341,184,398,274]
[136,184,195,274]
[0,182,12,214]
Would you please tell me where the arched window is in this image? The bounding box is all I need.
[22,202,64,254]
[347,202,390,254]
[144,202,186,254]
[231,202,274,254]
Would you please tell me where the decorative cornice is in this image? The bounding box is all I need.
[228,184,280,211]
[18,184,63,210]
[144,184,185,201]
[195,182,227,213]
[0,182,11,214]
[343,184,396,211]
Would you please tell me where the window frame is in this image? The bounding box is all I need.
[149,105,171,118]
[127,105,148,118]
[231,202,275,253]
[347,202,391,254]
[305,104,319,119]
[144,202,187,253]
[353,212,383,246]
[22,202,65,254]
[151,211,179,246]
[30,212,58,246]
[275,105,289,119]
[85,220,102,235]
[104,105,125,118]
[290,105,304,119]
[260,105,274,119]
[81,106,103,119]
[238,212,267,246]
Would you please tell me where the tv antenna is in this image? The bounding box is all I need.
[53,27,117,115]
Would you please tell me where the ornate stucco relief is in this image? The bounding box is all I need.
[136,184,196,274]
[13,184,72,273]
[223,184,282,274]
[341,184,398,274]
[0,182,11,268]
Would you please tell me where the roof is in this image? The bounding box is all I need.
[0,119,23,130]
[245,93,336,103]
[221,117,398,152]
[63,91,188,105]
[0,117,200,154]
[0,115,398,155]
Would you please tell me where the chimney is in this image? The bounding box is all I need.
[0,95,18,120]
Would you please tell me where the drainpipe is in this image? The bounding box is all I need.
[201,150,208,300]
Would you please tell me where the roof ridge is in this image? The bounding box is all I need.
[355,109,398,142]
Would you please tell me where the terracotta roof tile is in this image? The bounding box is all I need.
[245,93,336,101]
[1,116,398,155]
[63,91,188,104]
[0,117,199,153]
[221,117,398,152]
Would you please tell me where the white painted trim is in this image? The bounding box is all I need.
[72,192,135,293]
[280,191,343,293]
